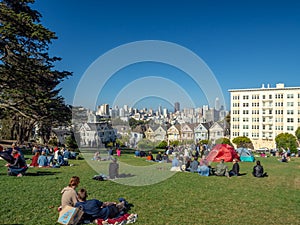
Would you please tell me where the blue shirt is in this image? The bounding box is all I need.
[37,155,48,167]
[75,199,109,220]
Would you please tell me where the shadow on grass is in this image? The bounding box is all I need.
[118,173,135,178]
[1,224,24,225]
[238,173,247,176]
[25,171,61,176]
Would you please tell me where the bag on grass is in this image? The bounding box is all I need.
[57,205,84,225]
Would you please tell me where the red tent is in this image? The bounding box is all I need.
[206,144,239,162]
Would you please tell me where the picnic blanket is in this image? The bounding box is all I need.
[95,213,138,224]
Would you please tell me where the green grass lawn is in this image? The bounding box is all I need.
[0,153,299,225]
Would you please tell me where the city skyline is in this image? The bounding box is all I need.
[34,1,300,110]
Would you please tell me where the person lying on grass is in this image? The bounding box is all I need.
[75,188,126,222]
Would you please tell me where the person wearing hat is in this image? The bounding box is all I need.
[5,149,28,177]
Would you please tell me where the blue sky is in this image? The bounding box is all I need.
[33,0,300,111]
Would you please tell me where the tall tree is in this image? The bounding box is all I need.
[275,133,297,153]
[295,127,300,144]
[0,0,72,143]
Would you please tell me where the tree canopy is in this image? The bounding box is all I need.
[0,0,72,143]
[232,136,254,149]
[295,127,300,142]
[215,137,232,146]
[275,133,297,153]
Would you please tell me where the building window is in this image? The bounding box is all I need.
[287,118,294,123]
[287,94,294,98]
[269,94,272,99]
[287,126,294,131]
[287,110,294,115]
[287,102,294,107]
[243,118,249,122]
[243,125,249,129]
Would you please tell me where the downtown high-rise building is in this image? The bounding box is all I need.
[229,83,300,149]
[174,102,180,112]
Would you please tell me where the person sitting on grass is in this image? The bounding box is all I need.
[146,151,154,161]
[38,151,49,167]
[188,156,199,173]
[155,152,162,162]
[75,188,127,223]
[0,145,15,164]
[170,154,182,171]
[5,149,28,177]
[229,158,240,177]
[214,159,230,178]
[252,160,268,177]
[30,151,40,167]
[279,154,288,163]
[60,176,80,210]
[198,156,210,176]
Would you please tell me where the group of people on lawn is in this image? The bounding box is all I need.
[169,153,268,178]
[133,146,268,178]
[0,143,76,176]
[30,145,76,167]
[60,176,137,225]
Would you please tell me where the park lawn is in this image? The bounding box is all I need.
[0,154,299,225]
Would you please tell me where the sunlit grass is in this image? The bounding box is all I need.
[0,154,299,224]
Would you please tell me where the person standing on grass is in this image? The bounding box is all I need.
[109,158,119,179]
[116,148,121,157]
[60,176,80,209]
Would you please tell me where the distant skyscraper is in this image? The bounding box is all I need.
[215,97,220,111]
[96,104,109,116]
[174,102,180,112]
[123,104,128,112]
[158,105,162,116]
[119,108,125,117]
[163,108,168,117]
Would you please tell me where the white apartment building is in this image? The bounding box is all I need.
[229,83,300,149]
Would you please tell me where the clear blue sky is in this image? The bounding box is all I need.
[33,0,300,111]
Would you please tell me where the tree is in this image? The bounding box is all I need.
[232,136,254,149]
[137,139,155,150]
[199,139,209,145]
[0,0,72,143]
[65,132,78,151]
[170,140,179,147]
[275,133,297,153]
[295,127,300,144]
[156,140,167,149]
[215,137,232,146]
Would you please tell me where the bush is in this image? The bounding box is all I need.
[156,140,167,149]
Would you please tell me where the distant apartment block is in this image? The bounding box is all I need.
[229,83,300,149]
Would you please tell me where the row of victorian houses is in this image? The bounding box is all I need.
[76,120,229,148]
[145,121,229,144]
